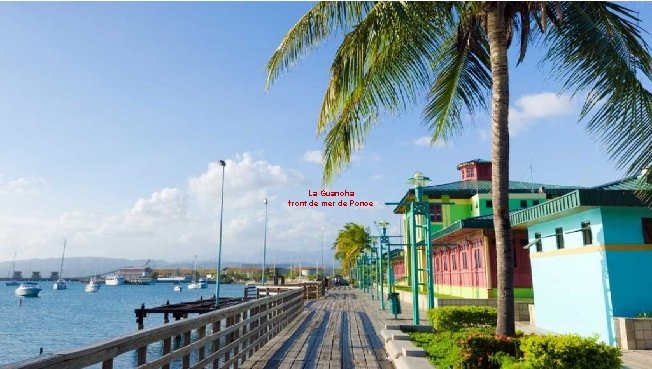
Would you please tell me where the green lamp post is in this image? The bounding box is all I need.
[406,171,435,324]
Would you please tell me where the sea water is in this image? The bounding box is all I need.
[0,282,245,366]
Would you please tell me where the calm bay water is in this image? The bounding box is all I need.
[0,282,245,366]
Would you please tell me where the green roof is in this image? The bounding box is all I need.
[430,214,495,242]
[510,189,649,226]
[591,175,652,191]
[392,180,580,213]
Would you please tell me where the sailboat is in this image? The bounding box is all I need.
[5,251,19,286]
[53,238,67,290]
[187,255,207,289]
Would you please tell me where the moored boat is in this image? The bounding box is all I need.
[15,282,42,297]
[52,238,67,290]
[105,275,125,286]
[85,279,100,293]
[173,284,182,292]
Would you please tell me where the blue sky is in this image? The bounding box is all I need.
[1,2,651,266]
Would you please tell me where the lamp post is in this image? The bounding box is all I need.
[262,198,268,285]
[320,227,325,279]
[215,160,226,308]
[406,171,433,323]
[377,220,390,310]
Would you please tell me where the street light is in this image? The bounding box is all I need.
[262,198,268,285]
[320,226,325,279]
[215,160,226,308]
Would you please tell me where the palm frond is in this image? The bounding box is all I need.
[318,2,453,183]
[543,2,652,204]
[265,2,374,89]
[423,19,491,143]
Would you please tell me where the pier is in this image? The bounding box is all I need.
[3,282,423,369]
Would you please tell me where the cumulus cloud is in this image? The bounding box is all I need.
[189,152,305,210]
[93,187,188,237]
[413,136,452,149]
[301,150,322,164]
[0,176,47,194]
[509,92,575,135]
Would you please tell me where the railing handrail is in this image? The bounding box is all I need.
[3,289,303,369]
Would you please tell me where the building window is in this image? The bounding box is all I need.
[429,203,443,222]
[533,200,540,206]
[555,227,564,249]
[465,167,475,178]
[520,200,528,208]
[474,249,482,268]
[643,218,652,244]
[443,256,448,271]
[535,232,542,252]
[486,200,493,208]
[461,252,468,269]
[435,257,440,272]
[581,221,593,245]
[451,254,457,270]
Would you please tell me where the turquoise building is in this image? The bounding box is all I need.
[511,174,652,345]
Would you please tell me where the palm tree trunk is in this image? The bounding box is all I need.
[486,3,515,337]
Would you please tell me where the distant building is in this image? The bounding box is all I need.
[31,271,41,280]
[117,267,152,280]
[50,271,59,280]
[13,271,22,279]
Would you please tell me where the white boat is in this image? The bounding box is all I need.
[15,282,42,297]
[188,278,208,289]
[187,255,208,289]
[53,279,67,290]
[53,238,67,290]
[105,275,125,286]
[174,285,182,292]
[85,279,100,293]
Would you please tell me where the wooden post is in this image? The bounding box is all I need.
[162,335,172,369]
[182,330,191,369]
[212,318,222,369]
[198,325,207,361]
[102,359,113,369]
[233,312,242,368]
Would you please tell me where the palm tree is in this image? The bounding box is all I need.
[267,2,652,336]
[332,223,370,276]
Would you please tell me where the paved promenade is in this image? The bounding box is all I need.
[241,287,426,369]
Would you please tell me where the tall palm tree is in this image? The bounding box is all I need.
[333,223,370,276]
[267,2,652,336]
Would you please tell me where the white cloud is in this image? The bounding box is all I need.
[189,152,305,210]
[301,150,322,164]
[0,176,46,194]
[413,136,452,149]
[509,92,575,135]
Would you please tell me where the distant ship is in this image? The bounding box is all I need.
[105,275,125,286]
[53,238,67,290]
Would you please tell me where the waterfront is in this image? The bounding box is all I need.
[0,282,245,366]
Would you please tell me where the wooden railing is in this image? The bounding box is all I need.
[256,281,324,300]
[3,289,304,369]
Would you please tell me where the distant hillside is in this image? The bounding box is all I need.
[0,257,166,278]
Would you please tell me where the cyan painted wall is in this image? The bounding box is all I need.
[600,207,652,244]
[527,207,652,345]
[530,250,614,344]
[607,250,652,317]
[528,208,605,251]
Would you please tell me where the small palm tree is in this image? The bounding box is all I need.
[333,223,370,276]
[267,2,652,336]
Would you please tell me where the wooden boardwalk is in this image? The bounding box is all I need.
[241,287,424,369]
